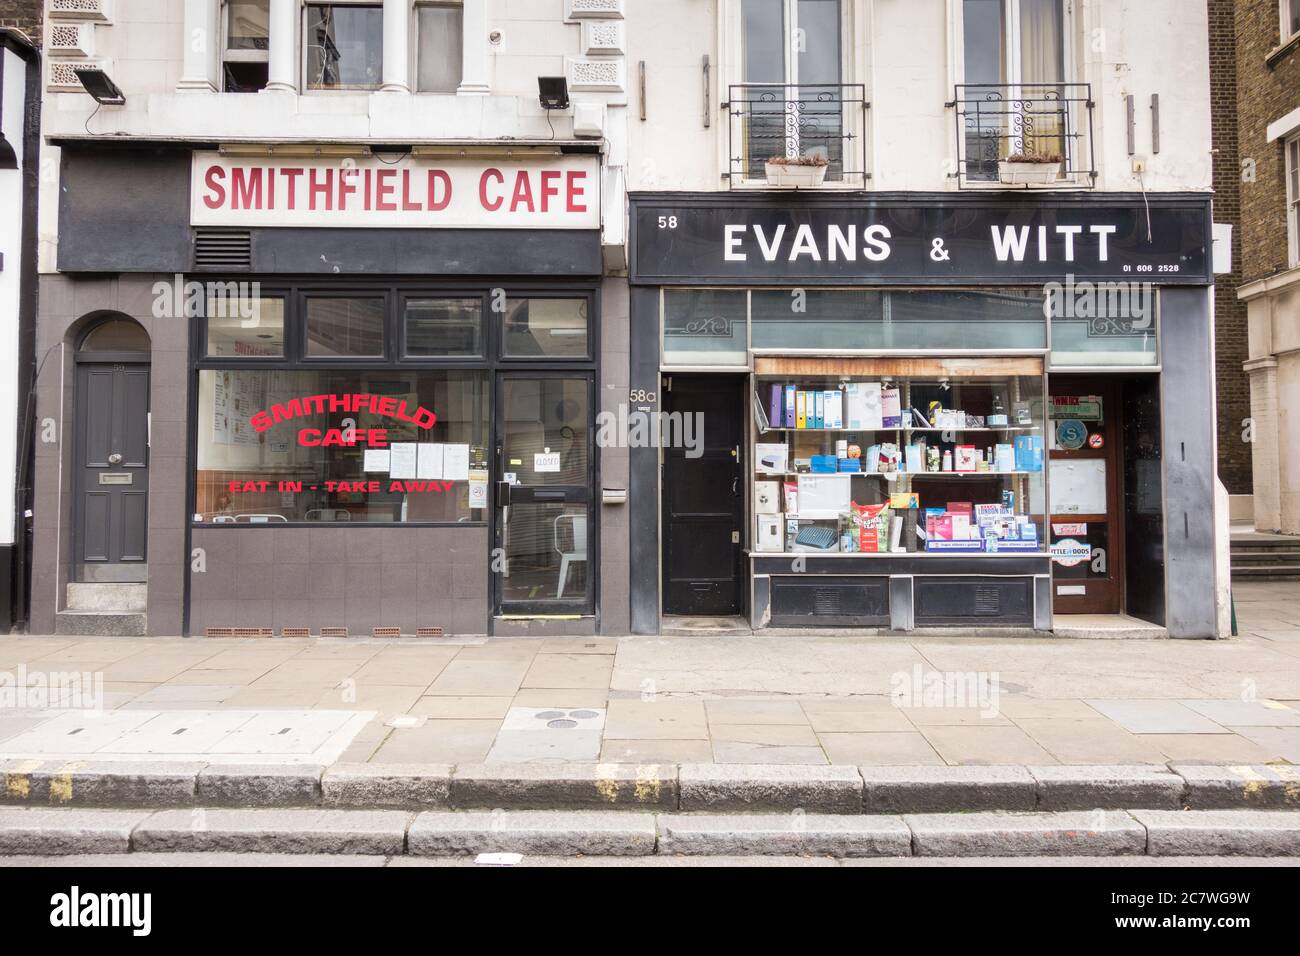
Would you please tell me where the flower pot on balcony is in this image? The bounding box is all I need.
[998,159,1063,185]
[764,158,829,188]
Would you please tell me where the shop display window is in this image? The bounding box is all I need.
[501,297,590,358]
[752,361,1047,555]
[195,368,489,523]
[206,295,285,357]
[663,289,748,366]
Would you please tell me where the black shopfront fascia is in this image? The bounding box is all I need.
[185,278,602,629]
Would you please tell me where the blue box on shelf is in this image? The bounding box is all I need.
[837,458,860,473]
[811,455,839,474]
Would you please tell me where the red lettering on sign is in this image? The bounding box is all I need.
[203,166,227,209]
[480,168,504,211]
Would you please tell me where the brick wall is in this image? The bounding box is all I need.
[1237,0,1300,282]
[0,0,41,46]
[1208,0,1252,494]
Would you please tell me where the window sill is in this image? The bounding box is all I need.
[191,521,488,529]
[1266,31,1300,68]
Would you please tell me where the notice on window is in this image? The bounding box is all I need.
[417,444,444,480]
[534,449,561,473]
[443,444,470,481]
[468,469,489,509]
[389,443,418,480]
[363,449,391,473]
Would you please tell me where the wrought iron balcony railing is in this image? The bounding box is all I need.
[725,83,869,188]
[948,82,1096,188]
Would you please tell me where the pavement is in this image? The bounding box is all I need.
[1,580,1298,769]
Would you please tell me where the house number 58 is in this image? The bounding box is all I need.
[657,216,678,228]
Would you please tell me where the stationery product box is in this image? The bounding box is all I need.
[844,382,883,430]
[797,474,852,518]
[783,481,799,515]
[837,457,860,473]
[882,386,903,428]
[755,515,785,552]
[954,445,978,472]
[769,384,784,429]
[890,492,920,509]
[811,455,839,474]
[824,389,844,429]
[1014,435,1044,471]
[813,391,824,429]
[756,443,789,474]
[755,480,781,514]
[905,444,923,473]
[994,443,1015,473]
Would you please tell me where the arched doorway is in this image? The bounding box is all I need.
[73,315,151,582]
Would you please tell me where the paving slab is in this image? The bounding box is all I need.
[1173,764,1300,809]
[1029,765,1185,810]
[860,766,1036,813]
[711,741,829,765]
[1179,700,1300,727]
[906,810,1146,857]
[1084,699,1227,735]
[451,763,678,809]
[0,759,203,807]
[658,813,911,858]
[0,807,149,855]
[818,731,945,766]
[321,763,452,808]
[1133,809,1300,856]
[604,699,709,740]
[408,810,657,857]
[679,763,862,812]
[196,763,324,806]
[919,725,1057,765]
[133,808,410,855]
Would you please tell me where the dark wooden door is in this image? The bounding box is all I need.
[1049,381,1123,613]
[662,376,744,616]
[75,362,150,580]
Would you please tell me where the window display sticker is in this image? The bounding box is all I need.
[534,448,562,473]
[1052,522,1088,536]
[504,472,518,485]
[1051,538,1092,567]
[468,469,489,509]
[417,444,444,480]
[363,449,391,473]
[389,443,418,480]
[1056,419,1088,450]
[443,444,471,481]
[1050,395,1103,422]
[1050,459,1107,515]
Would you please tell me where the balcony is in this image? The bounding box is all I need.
[948,83,1095,189]
[725,83,869,189]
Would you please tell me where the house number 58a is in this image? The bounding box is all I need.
[657,216,678,229]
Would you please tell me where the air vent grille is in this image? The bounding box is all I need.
[194,228,252,271]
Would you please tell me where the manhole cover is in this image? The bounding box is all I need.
[570,710,599,719]
[535,710,567,720]
[546,719,578,729]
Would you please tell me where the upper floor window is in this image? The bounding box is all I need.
[223,0,270,92]
[1287,134,1300,268]
[1285,0,1300,42]
[417,1,464,93]
[305,2,384,91]
[963,0,1065,87]
[737,0,850,181]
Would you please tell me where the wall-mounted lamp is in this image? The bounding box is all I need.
[74,67,125,106]
[538,76,569,111]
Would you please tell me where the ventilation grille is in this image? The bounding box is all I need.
[281,627,311,638]
[321,626,349,638]
[416,627,445,638]
[206,626,273,638]
[194,228,252,271]
[50,0,109,21]
[973,586,1003,616]
[372,626,402,638]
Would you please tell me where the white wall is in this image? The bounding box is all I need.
[625,0,1213,193]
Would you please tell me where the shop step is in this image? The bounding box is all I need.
[66,582,147,612]
[53,610,147,637]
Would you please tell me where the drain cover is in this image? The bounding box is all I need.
[535,710,567,720]
[546,719,578,729]
[570,710,599,719]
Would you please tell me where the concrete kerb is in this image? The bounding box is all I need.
[4,761,1300,813]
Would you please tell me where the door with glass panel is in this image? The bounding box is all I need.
[962,0,1067,180]
[494,373,595,615]
[738,0,845,180]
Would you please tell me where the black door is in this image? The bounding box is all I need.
[662,376,744,616]
[494,372,595,615]
[74,362,150,581]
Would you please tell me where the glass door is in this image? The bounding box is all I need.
[494,372,594,615]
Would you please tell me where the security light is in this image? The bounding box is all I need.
[538,76,569,111]
[74,68,125,106]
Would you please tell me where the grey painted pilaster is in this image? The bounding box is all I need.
[628,286,660,635]
[889,575,914,632]
[1159,286,1219,639]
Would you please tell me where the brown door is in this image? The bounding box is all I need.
[1048,381,1123,614]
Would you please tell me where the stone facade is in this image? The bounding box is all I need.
[0,0,40,46]
[1235,0,1300,534]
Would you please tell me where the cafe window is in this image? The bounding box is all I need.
[404,296,482,357]
[305,295,387,357]
[195,368,489,524]
[206,294,286,357]
[501,297,590,358]
[223,0,270,92]
[417,1,464,93]
[305,2,384,91]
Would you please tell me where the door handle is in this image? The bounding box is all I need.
[108,453,123,465]
[495,481,512,505]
